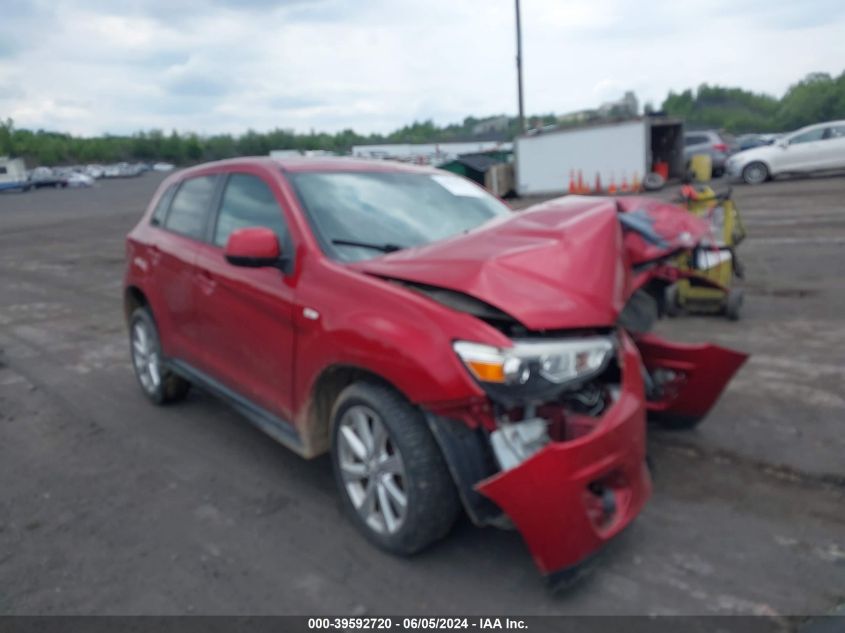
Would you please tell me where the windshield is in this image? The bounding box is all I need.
[288,171,511,261]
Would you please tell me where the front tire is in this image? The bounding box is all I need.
[742,161,769,185]
[725,288,744,321]
[129,307,190,405]
[664,284,681,317]
[651,413,704,430]
[331,382,460,556]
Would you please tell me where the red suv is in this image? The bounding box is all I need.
[125,157,655,585]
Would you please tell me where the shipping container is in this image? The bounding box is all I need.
[514,117,684,196]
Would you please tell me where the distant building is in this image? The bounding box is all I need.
[269,149,336,159]
[269,149,302,159]
[351,141,513,166]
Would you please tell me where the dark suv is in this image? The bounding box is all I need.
[683,130,737,176]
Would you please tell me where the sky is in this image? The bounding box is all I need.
[1,0,843,137]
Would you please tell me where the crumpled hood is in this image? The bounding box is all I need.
[351,198,629,331]
[614,196,711,265]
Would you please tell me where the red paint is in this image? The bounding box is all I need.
[224,226,281,261]
[354,198,630,330]
[477,334,651,573]
[634,333,748,419]
[125,158,741,580]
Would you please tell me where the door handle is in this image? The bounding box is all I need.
[196,269,217,295]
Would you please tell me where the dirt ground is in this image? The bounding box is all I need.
[0,172,843,617]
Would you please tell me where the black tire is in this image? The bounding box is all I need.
[651,413,704,430]
[664,284,681,317]
[129,307,190,405]
[642,172,665,191]
[725,288,743,321]
[330,381,460,556]
[742,161,768,185]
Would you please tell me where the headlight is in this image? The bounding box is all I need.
[453,336,616,389]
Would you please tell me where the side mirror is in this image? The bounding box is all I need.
[777,139,788,148]
[224,227,283,268]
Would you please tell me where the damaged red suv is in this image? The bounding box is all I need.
[124,158,740,585]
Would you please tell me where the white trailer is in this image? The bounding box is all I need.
[514,117,684,196]
[0,157,29,192]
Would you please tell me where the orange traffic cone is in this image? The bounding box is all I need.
[568,170,576,194]
[576,170,585,194]
[631,171,641,192]
[594,172,602,194]
[581,170,593,194]
[621,173,630,193]
[608,174,618,195]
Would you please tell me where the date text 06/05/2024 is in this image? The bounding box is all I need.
[307,617,528,630]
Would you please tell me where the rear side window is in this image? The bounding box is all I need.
[150,185,175,226]
[213,174,289,247]
[685,134,708,146]
[165,176,217,240]
[824,125,845,139]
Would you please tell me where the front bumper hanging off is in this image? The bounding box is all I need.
[473,333,652,578]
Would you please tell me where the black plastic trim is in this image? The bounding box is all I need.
[169,359,304,455]
[424,412,503,527]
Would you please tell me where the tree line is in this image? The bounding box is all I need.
[662,70,845,133]
[2,70,843,167]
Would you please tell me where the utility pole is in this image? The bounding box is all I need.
[515,0,525,134]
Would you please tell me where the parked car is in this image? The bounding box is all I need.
[67,172,95,188]
[683,130,737,176]
[124,158,742,584]
[726,120,845,184]
[85,164,105,179]
[736,133,775,152]
[29,166,68,189]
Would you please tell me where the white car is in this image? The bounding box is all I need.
[67,172,95,188]
[726,120,845,184]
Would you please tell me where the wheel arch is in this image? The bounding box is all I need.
[296,363,409,458]
[124,285,150,323]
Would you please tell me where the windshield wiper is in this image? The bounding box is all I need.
[331,239,405,253]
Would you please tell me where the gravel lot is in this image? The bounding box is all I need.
[0,172,843,616]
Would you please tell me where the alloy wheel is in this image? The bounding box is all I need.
[131,320,161,395]
[743,163,767,185]
[336,405,408,535]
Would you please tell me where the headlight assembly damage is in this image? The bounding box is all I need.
[453,335,621,471]
[453,336,617,391]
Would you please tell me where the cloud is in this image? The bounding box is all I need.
[0,0,842,136]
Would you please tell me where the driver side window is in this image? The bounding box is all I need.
[213,173,289,248]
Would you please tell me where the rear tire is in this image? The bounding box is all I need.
[330,382,460,556]
[129,307,190,405]
[742,162,768,185]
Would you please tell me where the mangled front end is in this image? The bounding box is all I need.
[432,330,651,582]
[356,201,655,582]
